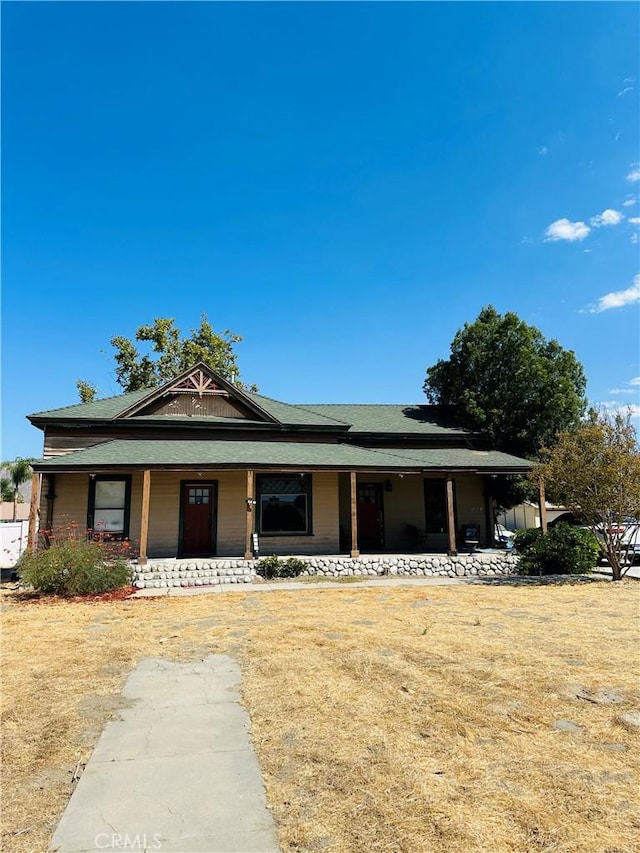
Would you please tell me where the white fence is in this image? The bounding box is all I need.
[1,520,29,568]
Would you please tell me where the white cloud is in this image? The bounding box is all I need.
[617,86,633,97]
[589,274,640,313]
[545,218,590,242]
[537,145,548,156]
[622,196,638,207]
[627,164,640,182]
[596,401,640,419]
[590,208,624,227]
[632,233,639,245]
[628,217,640,225]
[608,379,640,394]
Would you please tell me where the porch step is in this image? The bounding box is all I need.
[132,559,256,589]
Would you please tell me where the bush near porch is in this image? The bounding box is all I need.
[514,524,599,576]
[18,525,133,595]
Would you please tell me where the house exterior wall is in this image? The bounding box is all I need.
[41,427,341,459]
[382,474,428,550]
[453,473,488,543]
[338,472,489,551]
[40,470,340,558]
[256,471,339,557]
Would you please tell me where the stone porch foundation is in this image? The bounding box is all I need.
[132,552,519,589]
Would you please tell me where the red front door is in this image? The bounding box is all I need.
[357,483,385,551]
[180,483,217,556]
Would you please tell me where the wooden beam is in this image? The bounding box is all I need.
[538,474,548,534]
[138,469,151,565]
[245,469,255,560]
[446,474,457,556]
[44,474,56,533]
[350,471,359,558]
[27,472,41,554]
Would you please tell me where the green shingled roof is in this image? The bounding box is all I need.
[28,392,474,436]
[297,404,472,435]
[34,440,532,472]
[28,389,150,421]
[28,389,347,428]
[247,394,348,427]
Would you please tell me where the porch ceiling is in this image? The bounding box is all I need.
[33,439,534,473]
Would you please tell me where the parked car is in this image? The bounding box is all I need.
[595,518,640,564]
[495,523,516,549]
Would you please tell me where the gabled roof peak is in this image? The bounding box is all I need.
[114,363,280,424]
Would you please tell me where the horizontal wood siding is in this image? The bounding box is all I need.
[217,472,250,556]
[453,473,487,543]
[42,427,341,458]
[150,395,254,418]
[40,472,143,540]
[145,473,181,558]
[39,470,490,557]
[257,472,339,556]
[43,473,87,531]
[382,475,427,550]
[43,430,116,459]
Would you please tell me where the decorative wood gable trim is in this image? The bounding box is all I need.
[113,363,280,423]
[166,368,230,398]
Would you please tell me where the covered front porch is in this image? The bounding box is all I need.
[30,456,546,564]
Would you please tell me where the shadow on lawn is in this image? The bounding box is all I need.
[467,573,607,587]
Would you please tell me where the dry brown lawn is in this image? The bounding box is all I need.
[2,578,639,853]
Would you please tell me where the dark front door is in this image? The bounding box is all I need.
[180,482,217,556]
[357,482,384,551]
[423,478,451,551]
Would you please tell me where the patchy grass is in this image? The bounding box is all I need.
[2,580,639,852]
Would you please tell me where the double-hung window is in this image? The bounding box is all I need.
[88,475,132,538]
[257,474,312,536]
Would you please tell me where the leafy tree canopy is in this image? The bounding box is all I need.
[78,316,256,398]
[423,306,587,458]
[537,408,640,580]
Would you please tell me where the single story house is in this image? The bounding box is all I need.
[26,363,538,562]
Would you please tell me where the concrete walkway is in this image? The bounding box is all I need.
[133,575,465,597]
[50,656,280,853]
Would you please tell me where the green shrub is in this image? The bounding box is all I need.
[18,537,132,595]
[514,523,599,576]
[279,557,306,578]
[256,555,307,579]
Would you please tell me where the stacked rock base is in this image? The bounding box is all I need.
[132,553,519,589]
[133,559,255,589]
[300,553,519,578]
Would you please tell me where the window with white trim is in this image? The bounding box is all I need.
[88,475,132,537]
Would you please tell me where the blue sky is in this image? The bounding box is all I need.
[2,2,639,459]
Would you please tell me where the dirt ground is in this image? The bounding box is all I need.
[2,578,639,853]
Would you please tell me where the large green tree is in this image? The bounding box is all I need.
[423,306,587,458]
[78,316,256,399]
[538,409,640,581]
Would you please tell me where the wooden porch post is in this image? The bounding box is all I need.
[27,471,41,554]
[245,469,255,560]
[138,469,151,565]
[538,474,548,534]
[445,474,457,556]
[44,474,56,533]
[350,471,359,558]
